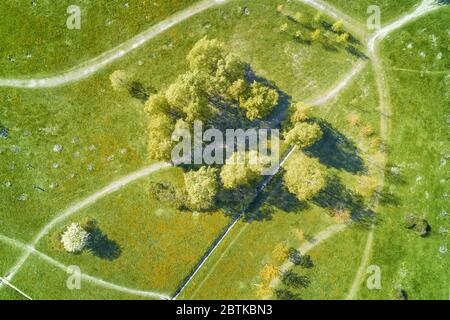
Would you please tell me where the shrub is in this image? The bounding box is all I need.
[148,181,185,209]
[61,223,89,253]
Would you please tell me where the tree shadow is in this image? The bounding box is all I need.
[243,176,309,222]
[312,175,376,227]
[305,120,366,174]
[85,221,121,261]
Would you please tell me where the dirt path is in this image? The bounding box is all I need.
[0,234,170,300]
[295,0,366,38]
[1,162,171,289]
[269,224,347,290]
[0,0,227,88]
[345,0,444,300]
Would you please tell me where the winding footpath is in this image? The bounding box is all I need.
[345,0,443,300]
[0,234,170,300]
[0,0,227,88]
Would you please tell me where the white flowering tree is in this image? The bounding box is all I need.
[61,223,89,253]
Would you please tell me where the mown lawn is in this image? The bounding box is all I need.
[357,8,449,300]
[0,0,201,77]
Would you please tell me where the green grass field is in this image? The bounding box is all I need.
[1,0,448,300]
[0,0,201,77]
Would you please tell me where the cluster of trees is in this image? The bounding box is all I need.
[282,102,327,202]
[276,6,352,48]
[140,37,279,161]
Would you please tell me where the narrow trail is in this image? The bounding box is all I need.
[269,224,347,290]
[0,0,227,88]
[172,146,298,300]
[1,162,171,289]
[295,0,366,38]
[367,0,441,54]
[345,0,444,300]
[307,61,367,106]
[0,234,170,300]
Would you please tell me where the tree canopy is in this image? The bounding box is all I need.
[284,122,323,149]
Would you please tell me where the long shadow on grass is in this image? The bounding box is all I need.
[85,221,121,261]
[305,120,366,174]
[312,175,376,228]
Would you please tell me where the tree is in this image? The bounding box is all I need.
[415,219,430,237]
[283,153,326,201]
[109,70,130,92]
[255,284,272,299]
[260,264,279,282]
[240,82,279,120]
[284,122,323,149]
[290,102,311,122]
[356,175,379,198]
[61,223,89,253]
[274,289,300,300]
[214,54,245,95]
[147,113,176,161]
[184,167,219,211]
[332,20,344,32]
